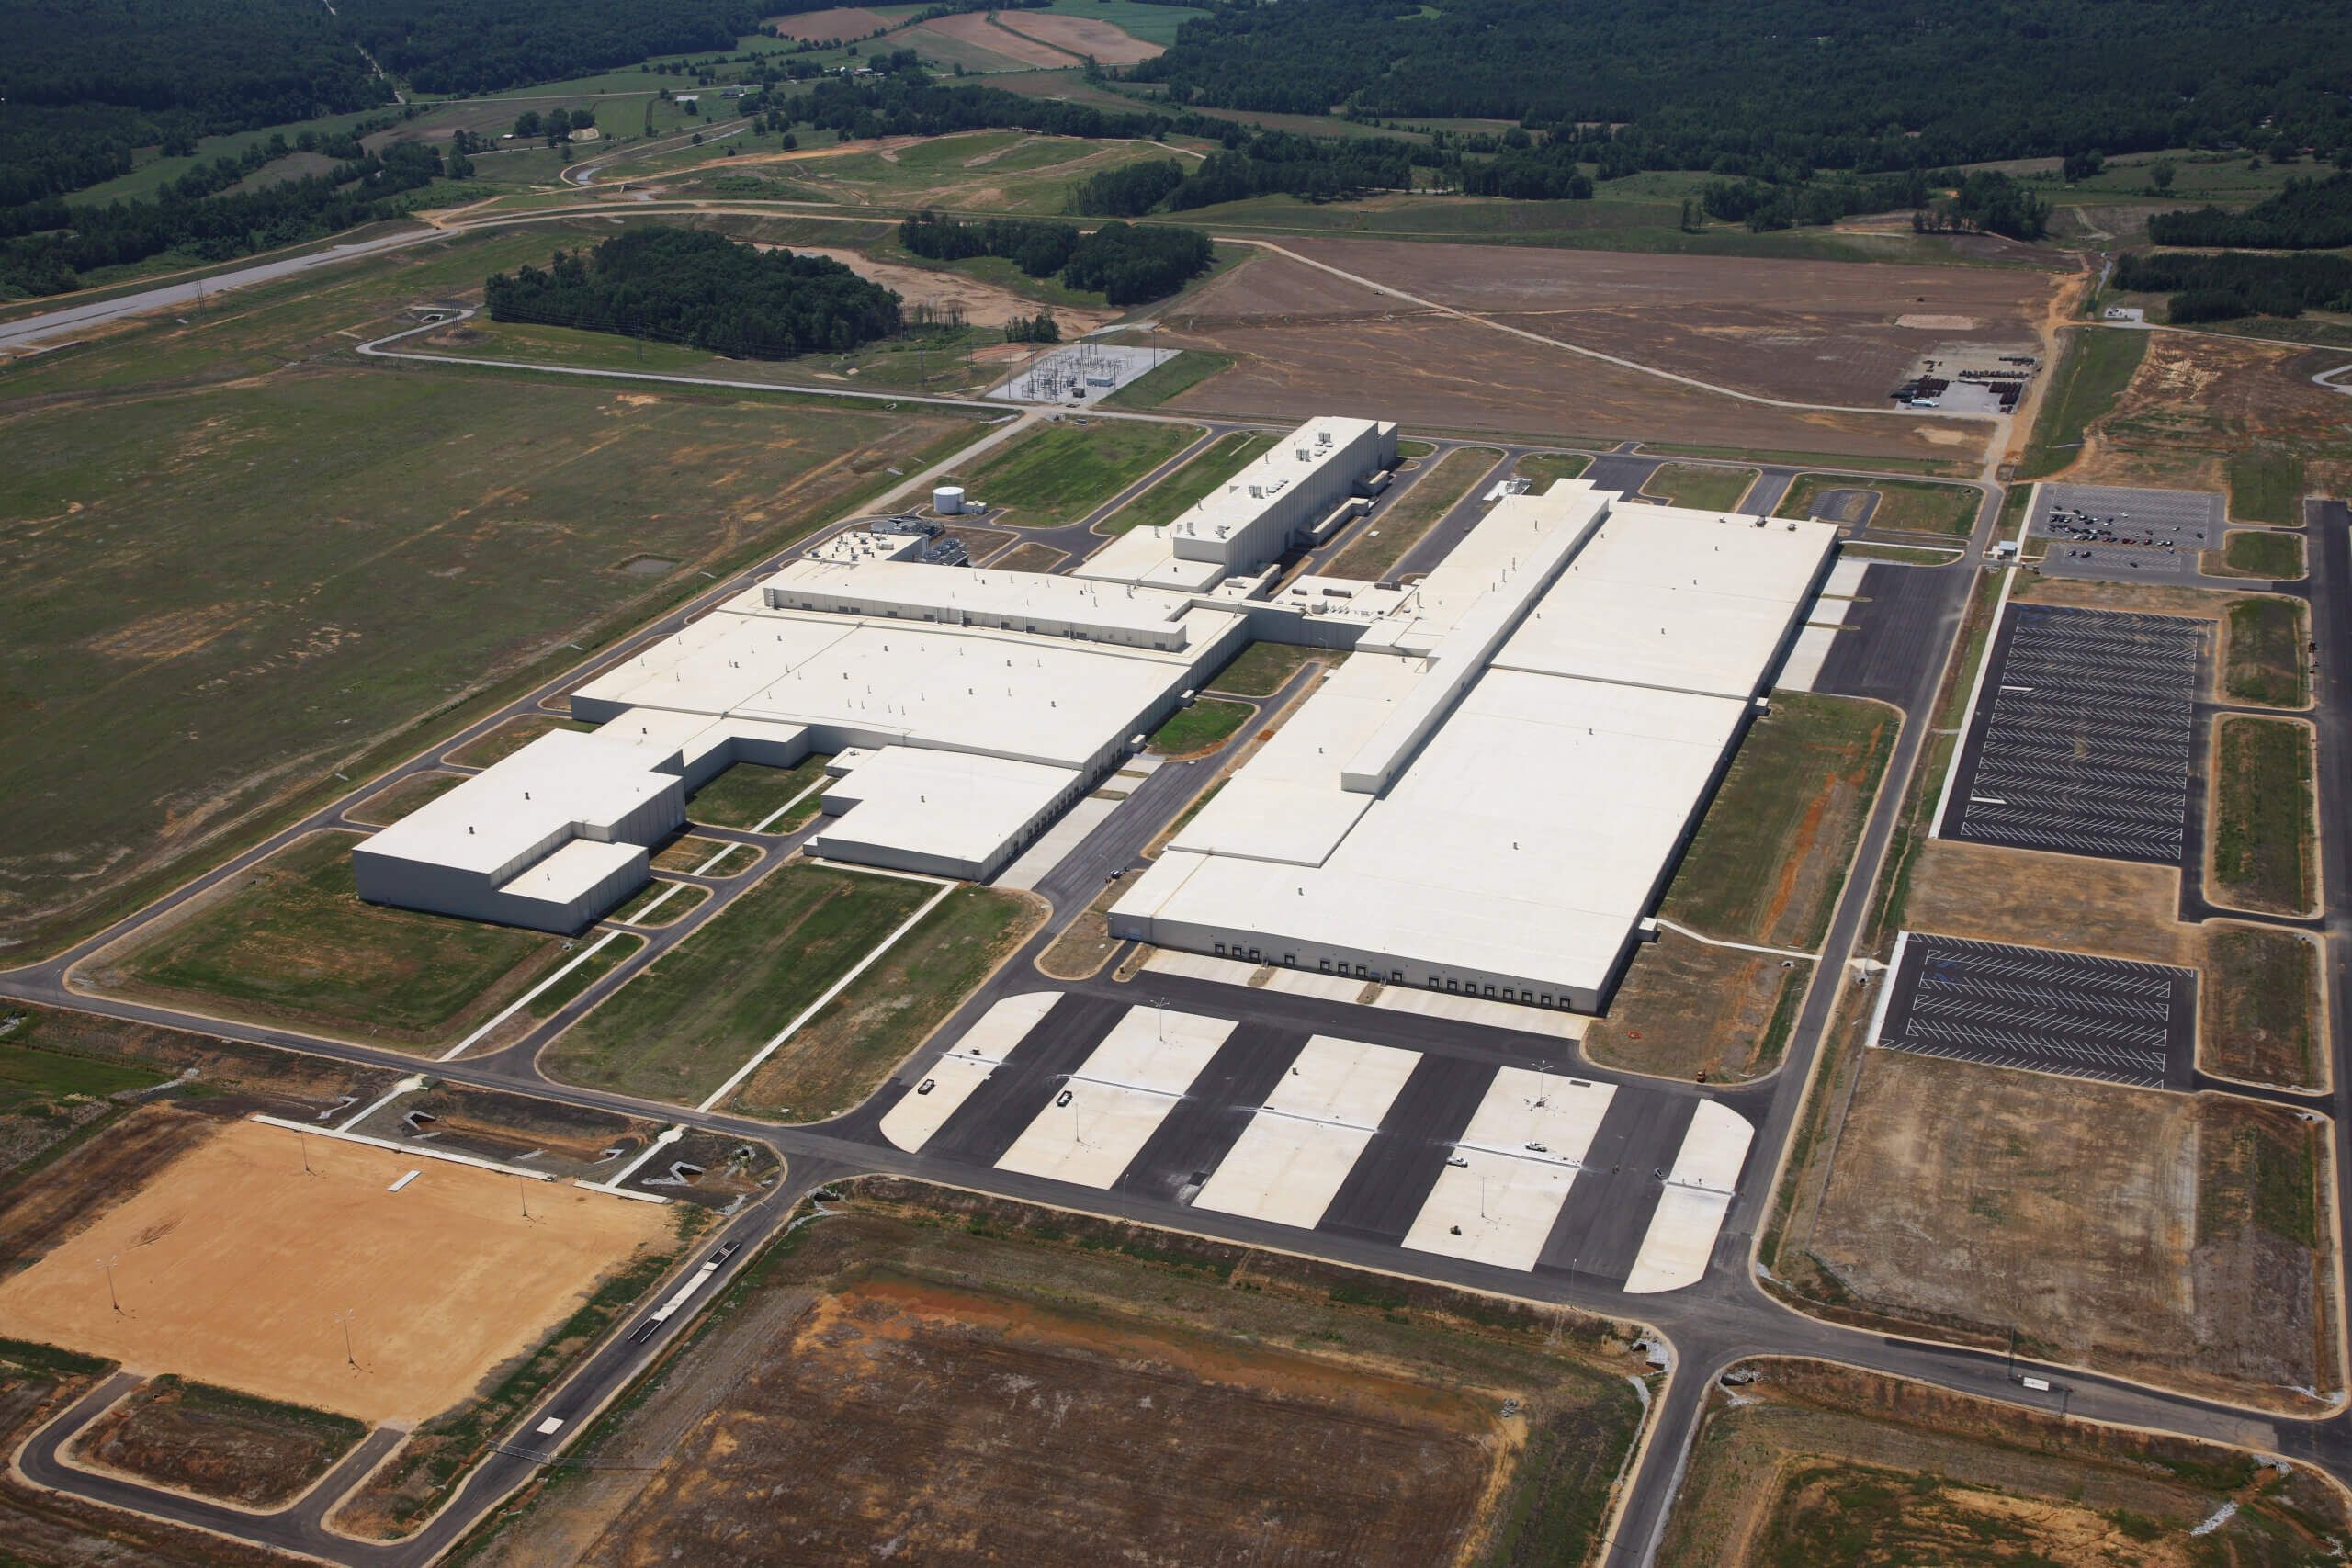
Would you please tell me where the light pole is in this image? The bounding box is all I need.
[519,1179,531,1220]
[101,1256,121,1315]
[298,1128,311,1175]
[335,1309,357,1368]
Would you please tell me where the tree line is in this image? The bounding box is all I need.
[2113,251,2352,322]
[2149,173,2352,250]
[899,211,1213,305]
[1125,0,2352,172]
[484,227,903,357]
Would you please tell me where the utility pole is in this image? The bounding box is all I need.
[335,1309,357,1368]
[299,1128,312,1175]
[101,1256,121,1315]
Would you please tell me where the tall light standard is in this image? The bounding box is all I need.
[334,1308,358,1369]
[101,1256,121,1315]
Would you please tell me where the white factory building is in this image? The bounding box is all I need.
[357,412,1836,1017]
[1109,482,1838,1010]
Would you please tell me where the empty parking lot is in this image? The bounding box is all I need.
[1872,932,2195,1089]
[1941,604,2203,863]
[2032,482,2224,584]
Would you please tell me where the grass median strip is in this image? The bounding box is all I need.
[542,862,936,1106]
[1102,431,1279,535]
[2201,923,2322,1089]
[1642,462,1757,511]
[1148,698,1253,757]
[2222,595,2310,707]
[2220,528,2307,581]
[2210,715,2317,916]
[1776,475,1978,536]
[1328,446,1499,580]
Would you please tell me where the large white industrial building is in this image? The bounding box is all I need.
[356,412,1837,1015]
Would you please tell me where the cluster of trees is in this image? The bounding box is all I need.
[899,211,1212,305]
[1069,159,1185,218]
[1125,0,2352,172]
[2114,251,2352,321]
[483,226,902,357]
[1461,143,1590,200]
[1164,132,1414,208]
[1,140,449,297]
[1,0,391,211]
[2149,173,2352,249]
[512,107,596,143]
[778,76,1169,143]
[1004,310,1061,344]
[1915,171,2051,241]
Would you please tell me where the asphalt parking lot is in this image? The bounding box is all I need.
[2031,482,2224,585]
[1873,932,2196,1089]
[1941,603,2203,863]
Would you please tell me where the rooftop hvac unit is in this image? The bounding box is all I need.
[1296,447,1311,461]
[1317,430,1332,446]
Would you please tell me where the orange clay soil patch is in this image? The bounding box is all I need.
[767,6,897,41]
[2065,331,2352,497]
[782,244,1115,332]
[994,11,1165,63]
[0,1118,672,1424]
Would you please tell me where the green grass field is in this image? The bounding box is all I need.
[1148,698,1253,756]
[542,863,934,1104]
[610,879,709,926]
[1102,431,1278,534]
[1102,350,1235,410]
[1513,451,1592,490]
[1643,463,1757,511]
[344,772,467,828]
[686,756,831,830]
[942,420,1199,528]
[2227,448,2308,525]
[445,716,592,770]
[2211,716,2317,916]
[2017,328,2148,479]
[2222,529,2308,581]
[2223,597,2311,707]
[1328,446,1500,580]
[0,1044,164,1117]
[1777,475,1979,536]
[0,218,987,956]
[729,885,1038,1119]
[1206,642,1333,696]
[1661,694,1896,950]
[100,832,560,1045]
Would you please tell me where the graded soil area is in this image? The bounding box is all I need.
[2062,331,2352,498]
[1794,1051,2336,1412]
[994,10,1164,62]
[785,245,1117,333]
[469,1186,1649,1568]
[1158,251,1987,463]
[71,1375,363,1509]
[1185,236,2052,401]
[1900,838,2195,964]
[1660,1359,2352,1567]
[909,11,1074,67]
[0,1116,673,1423]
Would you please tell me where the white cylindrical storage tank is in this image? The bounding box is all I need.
[933,485,966,516]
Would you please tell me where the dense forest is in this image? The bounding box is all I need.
[2149,173,2352,250]
[0,0,391,209]
[899,212,1214,305]
[485,227,901,356]
[336,0,783,96]
[2114,251,2352,323]
[1127,0,2352,173]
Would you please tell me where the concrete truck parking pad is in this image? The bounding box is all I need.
[993,1007,1235,1187]
[1192,1035,1421,1227]
[1941,604,2202,863]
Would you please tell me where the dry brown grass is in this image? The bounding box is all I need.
[1580,933,1804,1082]
[1901,840,2194,964]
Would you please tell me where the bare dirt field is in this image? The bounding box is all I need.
[1901,839,2195,964]
[785,245,1117,332]
[1159,253,1988,462]
[469,1185,1647,1568]
[1661,1359,2352,1567]
[0,1117,673,1423]
[995,11,1163,62]
[1580,933,1803,1083]
[1794,1051,2335,1412]
[909,12,1074,67]
[1267,236,2056,405]
[72,1375,363,1509]
[2065,332,2352,497]
[768,6,897,41]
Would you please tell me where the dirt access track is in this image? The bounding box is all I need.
[1159,244,2013,461]
[0,1115,673,1424]
[787,245,1116,332]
